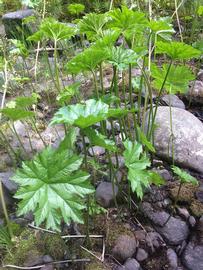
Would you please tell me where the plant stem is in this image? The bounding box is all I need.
[0,180,13,239]
[148,60,173,140]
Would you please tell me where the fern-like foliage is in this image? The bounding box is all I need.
[171,166,198,185]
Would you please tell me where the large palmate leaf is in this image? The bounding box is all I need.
[83,127,117,152]
[78,13,109,40]
[28,18,74,42]
[156,41,201,60]
[50,99,131,129]
[107,46,138,70]
[0,108,35,121]
[108,5,148,37]
[151,63,195,93]
[149,19,175,41]
[12,144,94,231]
[66,47,106,74]
[67,3,85,15]
[93,30,120,49]
[171,166,198,185]
[124,140,164,198]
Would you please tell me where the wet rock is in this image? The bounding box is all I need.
[188,80,203,104]
[182,242,203,270]
[95,182,118,208]
[146,106,203,174]
[136,248,148,262]
[88,146,105,156]
[160,94,185,109]
[112,235,138,262]
[167,248,178,270]
[141,202,189,245]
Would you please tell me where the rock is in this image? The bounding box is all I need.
[188,80,203,104]
[141,202,189,245]
[2,9,34,40]
[111,155,125,168]
[146,106,203,174]
[196,184,203,203]
[112,235,138,262]
[88,146,105,156]
[117,258,142,270]
[24,253,44,267]
[177,207,190,220]
[182,242,203,270]
[0,171,16,216]
[153,168,173,181]
[95,182,119,208]
[160,94,185,109]
[0,171,16,193]
[197,70,203,82]
[189,216,196,227]
[167,248,178,270]
[136,248,148,262]
[145,231,165,252]
[42,255,53,263]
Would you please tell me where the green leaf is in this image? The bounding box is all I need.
[108,5,148,37]
[67,3,85,15]
[56,82,80,105]
[78,13,109,40]
[151,63,195,94]
[171,166,198,185]
[66,47,107,74]
[51,99,131,129]
[15,96,38,108]
[56,128,77,153]
[12,147,94,231]
[149,19,175,41]
[83,127,117,152]
[0,226,12,249]
[137,127,155,153]
[107,46,138,70]
[124,140,163,198]
[1,108,35,121]
[28,18,74,42]
[193,39,203,53]
[156,41,201,60]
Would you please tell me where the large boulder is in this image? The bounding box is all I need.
[146,106,203,174]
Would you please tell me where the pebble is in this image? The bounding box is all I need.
[136,248,148,262]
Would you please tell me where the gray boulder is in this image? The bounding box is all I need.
[2,9,34,40]
[146,106,203,174]
[160,94,185,109]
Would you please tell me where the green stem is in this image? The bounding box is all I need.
[148,60,173,140]
[0,180,13,239]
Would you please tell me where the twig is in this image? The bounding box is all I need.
[80,245,102,262]
[101,237,105,262]
[28,223,103,238]
[3,259,91,269]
